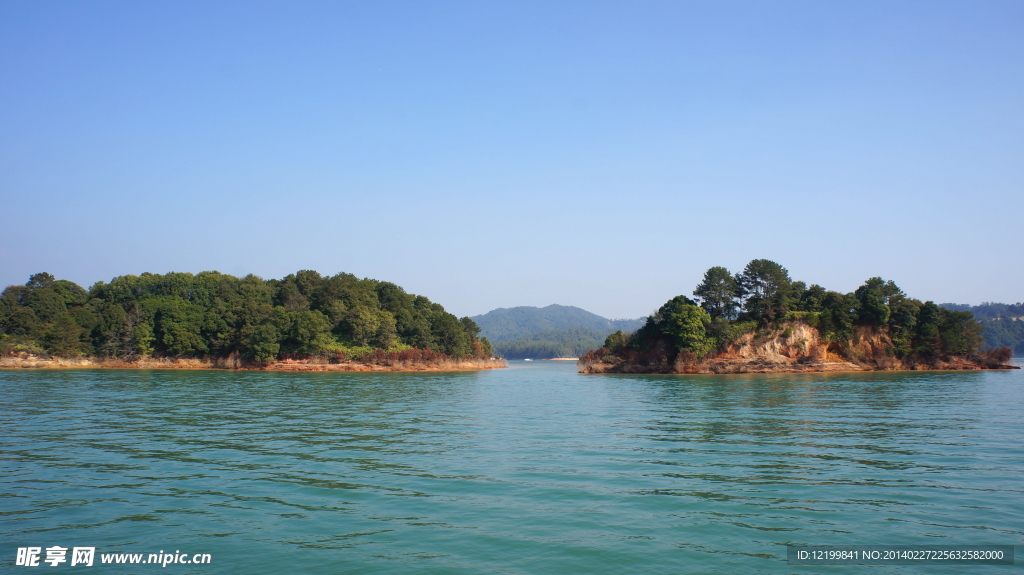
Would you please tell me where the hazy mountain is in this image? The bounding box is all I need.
[939,302,1024,321]
[470,305,645,359]
[471,304,644,342]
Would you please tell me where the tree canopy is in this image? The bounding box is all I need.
[693,266,738,319]
[1,270,492,361]
[619,259,990,361]
[940,302,1024,354]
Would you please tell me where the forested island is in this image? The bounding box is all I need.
[0,271,504,371]
[580,260,1017,374]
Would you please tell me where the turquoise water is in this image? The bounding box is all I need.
[2,361,1022,574]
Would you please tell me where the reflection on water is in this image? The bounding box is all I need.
[2,363,1022,574]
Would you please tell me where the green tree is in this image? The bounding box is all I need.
[374,310,397,349]
[705,316,733,344]
[855,277,903,325]
[938,308,984,356]
[346,306,380,347]
[275,279,310,312]
[604,330,631,352]
[320,300,349,328]
[818,291,857,342]
[0,300,43,338]
[479,336,493,358]
[43,314,88,357]
[26,287,68,323]
[735,259,794,323]
[201,311,232,356]
[142,297,208,356]
[796,284,828,312]
[53,280,89,306]
[287,310,335,355]
[395,308,433,349]
[133,322,155,357]
[235,303,286,361]
[2,284,30,305]
[293,270,323,296]
[693,266,738,319]
[888,297,920,356]
[376,282,412,313]
[431,312,472,356]
[95,303,133,357]
[460,317,481,337]
[70,306,99,331]
[914,301,942,356]
[26,272,56,290]
[241,323,280,362]
[656,296,715,357]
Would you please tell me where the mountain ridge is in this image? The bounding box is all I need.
[470,304,645,359]
[470,304,644,343]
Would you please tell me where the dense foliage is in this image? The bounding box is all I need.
[603,259,989,362]
[492,327,610,360]
[0,271,492,361]
[941,302,1024,354]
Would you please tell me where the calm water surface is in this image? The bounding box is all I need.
[2,361,1022,574]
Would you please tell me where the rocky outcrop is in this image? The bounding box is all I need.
[579,321,1017,374]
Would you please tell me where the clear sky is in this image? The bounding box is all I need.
[1,1,1021,319]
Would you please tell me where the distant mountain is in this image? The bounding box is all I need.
[939,302,1024,321]
[470,305,645,359]
[471,304,644,342]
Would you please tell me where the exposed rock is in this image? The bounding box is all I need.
[579,321,1018,374]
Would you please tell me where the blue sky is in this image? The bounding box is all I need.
[1,1,1021,318]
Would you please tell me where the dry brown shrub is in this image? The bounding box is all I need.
[974,347,1013,368]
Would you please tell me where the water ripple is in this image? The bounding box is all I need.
[2,363,1022,574]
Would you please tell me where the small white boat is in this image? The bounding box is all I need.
[524,358,532,361]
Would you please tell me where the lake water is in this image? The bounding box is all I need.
[2,361,1022,574]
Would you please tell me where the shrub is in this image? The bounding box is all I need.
[974,346,1013,368]
[728,321,758,341]
[785,310,821,326]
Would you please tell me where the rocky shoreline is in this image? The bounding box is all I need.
[0,354,507,372]
[579,355,1017,375]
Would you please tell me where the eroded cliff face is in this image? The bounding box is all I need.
[579,321,1015,374]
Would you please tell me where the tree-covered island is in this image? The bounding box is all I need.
[0,271,503,371]
[580,259,1017,374]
